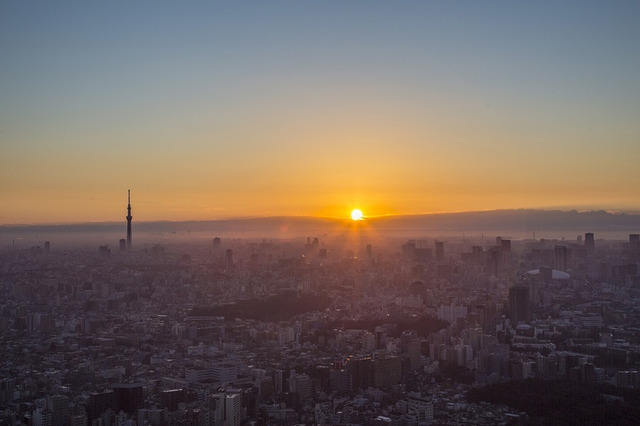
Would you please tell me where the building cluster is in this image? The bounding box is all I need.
[1,227,640,425]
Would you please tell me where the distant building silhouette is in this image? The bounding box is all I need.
[435,241,444,260]
[225,249,234,270]
[554,245,568,271]
[630,234,640,262]
[585,233,595,252]
[126,189,132,250]
[509,285,530,324]
[119,239,126,251]
[98,245,111,258]
[402,240,416,261]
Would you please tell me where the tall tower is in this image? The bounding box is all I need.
[126,189,132,250]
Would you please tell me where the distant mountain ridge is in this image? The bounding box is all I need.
[2,209,640,236]
[373,209,640,233]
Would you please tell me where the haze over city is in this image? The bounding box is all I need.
[2,1,640,225]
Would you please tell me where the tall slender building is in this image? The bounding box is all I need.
[126,190,132,250]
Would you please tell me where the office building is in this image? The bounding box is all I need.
[435,241,444,260]
[508,285,530,324]
[554,245,568,271]
[585,233,595,252]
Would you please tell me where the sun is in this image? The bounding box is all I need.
[350,209,364,221]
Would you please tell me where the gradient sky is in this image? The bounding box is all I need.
[2,1,639,224]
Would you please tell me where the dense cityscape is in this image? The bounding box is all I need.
[2,213,640,425]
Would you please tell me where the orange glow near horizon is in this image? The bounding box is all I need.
[3,182,640,226]
[2,3,640,225]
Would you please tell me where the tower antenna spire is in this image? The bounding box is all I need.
[126,189,132,250]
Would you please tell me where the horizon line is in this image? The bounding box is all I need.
[1,207,638,228]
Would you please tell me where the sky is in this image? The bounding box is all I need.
[1,1,639,225]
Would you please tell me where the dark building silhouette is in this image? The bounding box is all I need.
[508,285,530,324]
[402,241,416,261]
[414,248,432,263]
[47,395,70,426]
[159,389,196,412]
[585,232,595,252]
[400,330,421,371]
[98,245,111,258]
[88,384,143,419]
[554,245,568,271]
[88,390,114,421]
[435,241,444,260]
[372,356,403,388]
[126,189,132,250]
[119,239,126,251]
[212,237,221,249]
[225,249,234,270]
[0,378,15,408]
[630,234,640,262]
[486,248,500,278]
[112,383,144,415]
[347,357,374,390]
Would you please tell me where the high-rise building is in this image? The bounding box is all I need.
[47,395,70,426]
[126,190,132,250]
[0,378,15,407]
[224,393,241,426]
[329,369,351,393]
[373,355,403,388]
[630,234,640,262]
[402,241,416,261]
[160,389,186,412]
[400,330,422,370]
[32,407,52,426]
[290,373,313,403]
[225,249,234,270]
[88,391,115,422]
[209,393,225,425]
[347,357,374,390]
[435,241,444,260]
[585,233,595,252]
[112,383,143,415]
[274,369,285,394]
[554,245,568,271]
[508,285,530,324]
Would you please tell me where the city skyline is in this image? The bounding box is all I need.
[2,1,640,225]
